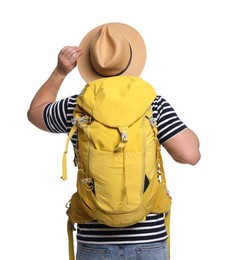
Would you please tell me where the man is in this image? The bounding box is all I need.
[27,22,200,260]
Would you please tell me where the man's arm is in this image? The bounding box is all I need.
[162,128,201,165]
[27,46,82,131]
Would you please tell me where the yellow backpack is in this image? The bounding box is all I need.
[62,76,171,260]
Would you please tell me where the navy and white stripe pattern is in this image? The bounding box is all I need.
[77,213,168,244]
[44,94,187,245]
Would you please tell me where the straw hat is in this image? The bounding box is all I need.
[77,22,146,83]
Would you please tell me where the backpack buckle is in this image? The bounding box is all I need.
[118,126,128,143]
[121,132,128,143]
[72,115,91,127]
[149,116,156,126]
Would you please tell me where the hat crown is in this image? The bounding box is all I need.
[89,25,131,77]
[77,22,146,83]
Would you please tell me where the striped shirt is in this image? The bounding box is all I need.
[44,94,187,245]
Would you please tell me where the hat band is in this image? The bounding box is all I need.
[90,44,132,78]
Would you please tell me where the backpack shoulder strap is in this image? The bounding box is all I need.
[62,124,78,180]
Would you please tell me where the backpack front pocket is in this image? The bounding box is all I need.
[90,148,144,213]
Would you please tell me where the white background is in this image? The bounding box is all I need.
[0,0,226,259]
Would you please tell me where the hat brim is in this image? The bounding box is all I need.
[77,22,146,83]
